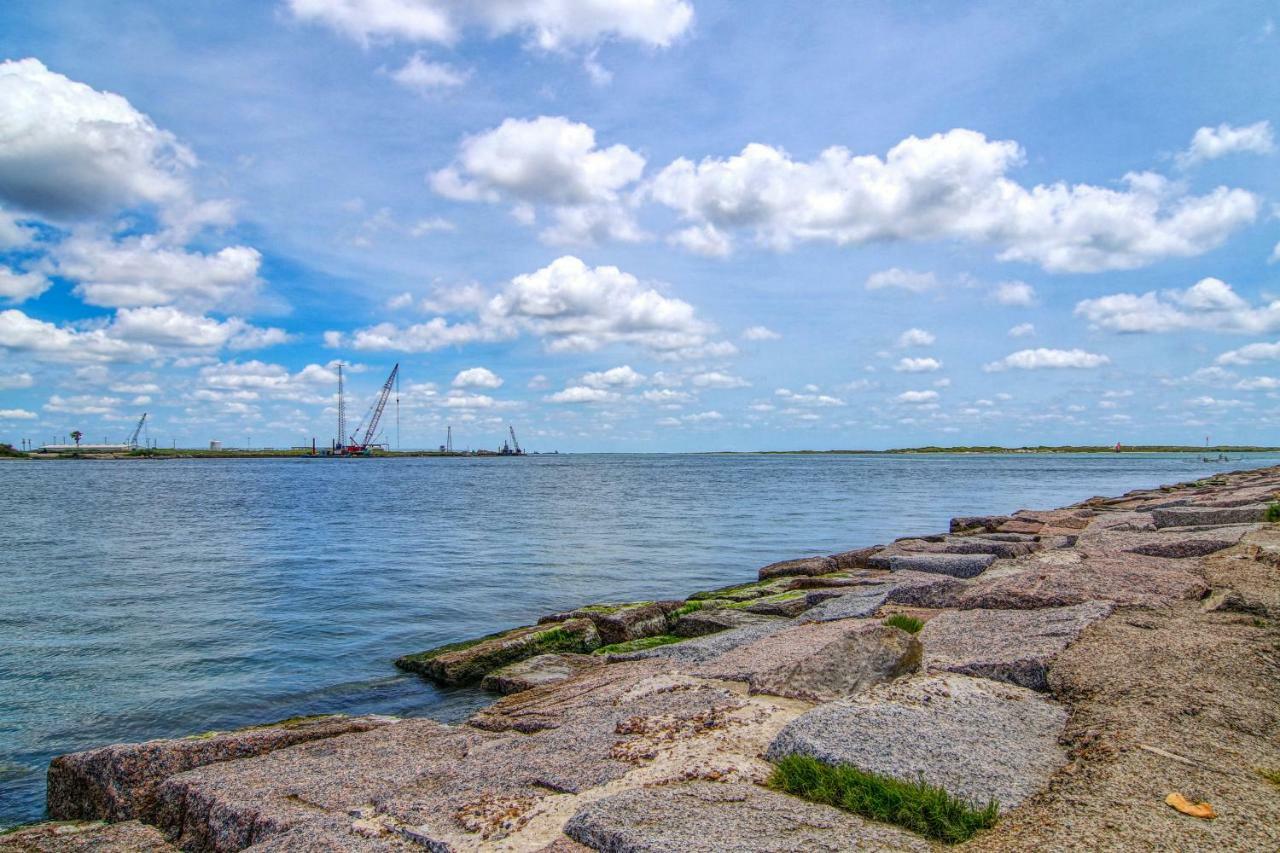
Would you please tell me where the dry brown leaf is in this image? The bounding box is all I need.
[1165,792,1217,819]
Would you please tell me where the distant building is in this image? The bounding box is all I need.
[209,440,223,451]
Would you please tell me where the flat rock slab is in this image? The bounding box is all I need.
[0,820,175,852]
[955,554,1208,609]
[394,618,601,685]
[1126,538,1236,558]
[1152,504,1267,528]
[46,714,395,823]
[691,620,920,702]
[671,608,783,637]
[828,546,882,570]
[797,586,891,623]
[564,782,931,852]
[920,602,1113,690]
[607,619,791,665]
[881,571,968,608]
[480,653,600,695]
[739,591,812,617]
[876,553,996,579]
[757,555,837,580]
[767,674,1068,812]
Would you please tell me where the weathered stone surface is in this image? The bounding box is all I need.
[738,591,811,617]
[45,715,394,824]
[950,515,1012,533]
[876,553,996,578]
[480,653,601,695]
[691,622,921,702]
[955,553,1208,610]
[152,719,495,851]
[781,572,879,590]
[939,539,1039,559]
[921,602,1113,690]
[672,607,783,637]
[0,820,174,852]
[767,674,1068,811]
[756,555,837,580]
[541,601,683,645]
[606,620,790,665]
[995,519,1044,535]
[395,618,601,685]
[564,782,931,852]
[881,571,968,608]
[796,586,891,623]
[1126,538,1235,558]
[1152,504,1267,528]
[828,546,882,570]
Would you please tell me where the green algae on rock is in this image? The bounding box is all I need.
[594,634,685,655]
[395,618,601,685]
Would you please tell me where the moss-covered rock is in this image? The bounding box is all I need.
[395,618,601,685]
[732,590,812,617]
[540,600,684,645]
[594,634,685,656]
[688,579,792,603]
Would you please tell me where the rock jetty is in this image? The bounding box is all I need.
[8,467,1280,851]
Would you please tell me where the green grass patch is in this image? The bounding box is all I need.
[726,589,805,610]
[594,634,684,655]
[883,614,924,634]
[1266,502,1280,523]
[768,754,998,844]
[671,600,704,618]
[1258,767,1280,786]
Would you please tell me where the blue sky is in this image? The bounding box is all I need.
[1,0,1278,451]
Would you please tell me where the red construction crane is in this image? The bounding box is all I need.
[344,363,399,455]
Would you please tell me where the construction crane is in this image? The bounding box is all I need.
[344,364,399,455]
[508,426,522,455]
[126,413,148,450]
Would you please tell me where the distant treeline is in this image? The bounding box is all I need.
[755,445,1280,455]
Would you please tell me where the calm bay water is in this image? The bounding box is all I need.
[1,451,1276,827]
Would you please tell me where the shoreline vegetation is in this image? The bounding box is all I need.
[16,464,1280,849]
[3,442,1278,460]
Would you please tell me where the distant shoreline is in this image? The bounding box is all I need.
[4,444,1279,460]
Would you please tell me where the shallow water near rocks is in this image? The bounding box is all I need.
[1,451,1275,827]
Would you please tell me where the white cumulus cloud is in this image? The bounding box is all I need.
[896,328,935,347]
[0,408,36,419]
[0,266,50,302]
[451,366,503,388]
[1075,277,1280,335]
[894,357,942,373]
[1008,322,1035,338]
[991,280,1035,306]
[1178,121,1275,168]
[581,365,644,388]
[895,389,939,403]
[741,325,780,341]
[1216,341,1280,366]
[286,0,694,50]
[647,129,1257,272]
[388,52,468,92]
[865,268,938,293]
[983,348,1110,371]
[545,385,619,403]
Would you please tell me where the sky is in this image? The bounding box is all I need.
[0,1,1278,452]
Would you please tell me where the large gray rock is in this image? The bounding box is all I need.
[920,602,1113,690]
[881,571,968,608]
[691,622,921,702]
[541,601,683,645]
[480,653,600,695]
[564,782,931,852]
[797,586,891,623]
[45,715,395,824]
[1126,538,1235,558]
[766,674,1068,812]
[756,555,837,580]
[1152,504,1267,528]
[950,515,1012,533]
[671,608,783,637]
[828,546,882,570]
[955,553,1208,609]
[739,591,811,617]
[872,553,996,578]
[607,620,790,665]
[0,820,175,852]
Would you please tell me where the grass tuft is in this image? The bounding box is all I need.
[768,754,998,844]
[1266,502,1280,523]
[671,600,704,618]
[594,634,684,655]
[1258,767,1280,786]
[883,614,924,634]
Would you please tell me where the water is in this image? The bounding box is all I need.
[1,451,1275,827]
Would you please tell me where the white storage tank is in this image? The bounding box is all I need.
[209,440,223,451]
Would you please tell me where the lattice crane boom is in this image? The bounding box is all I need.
[351,364,399,450]
[126,412,148,449]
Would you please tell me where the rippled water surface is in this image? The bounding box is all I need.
[2,451,1276,826]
